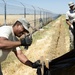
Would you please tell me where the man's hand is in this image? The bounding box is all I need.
[32,60,42,68]
[20,34,32,46]
[70,25,74,29]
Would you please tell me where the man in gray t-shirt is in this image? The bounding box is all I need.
[0,18,41,75]
[66,2,75,49]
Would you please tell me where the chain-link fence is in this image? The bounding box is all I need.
[0,0,60,33]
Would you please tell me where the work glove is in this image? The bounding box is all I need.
[69,25,74,34]
[32,60,42,68]
[20,34,32,49]
[70,25,74,29]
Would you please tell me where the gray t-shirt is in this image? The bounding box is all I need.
[0,26,20,63]
[66,9,75,23]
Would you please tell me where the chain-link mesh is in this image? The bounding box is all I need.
[0,0,60,33]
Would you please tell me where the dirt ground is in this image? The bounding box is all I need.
[2,15,70,75]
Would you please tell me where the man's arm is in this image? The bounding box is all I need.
[66,19,72,26]
[0,34,32,50]
[13,50,42,68]
[66,19,74,29]
[13,50,33,67]
[0,37,21,50]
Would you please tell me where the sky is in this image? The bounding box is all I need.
[0,0,75,14]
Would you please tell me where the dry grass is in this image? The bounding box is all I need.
[0,14,41,25]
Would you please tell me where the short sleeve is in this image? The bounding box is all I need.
[66,12,69,20]
[0,26,11,39]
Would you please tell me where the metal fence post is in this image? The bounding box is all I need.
[38,7,43,28]
[2,0,6,25]
[32,5,36,29]
[20,2,26,18]
[46,12,47,23]
[38,7,41,19]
